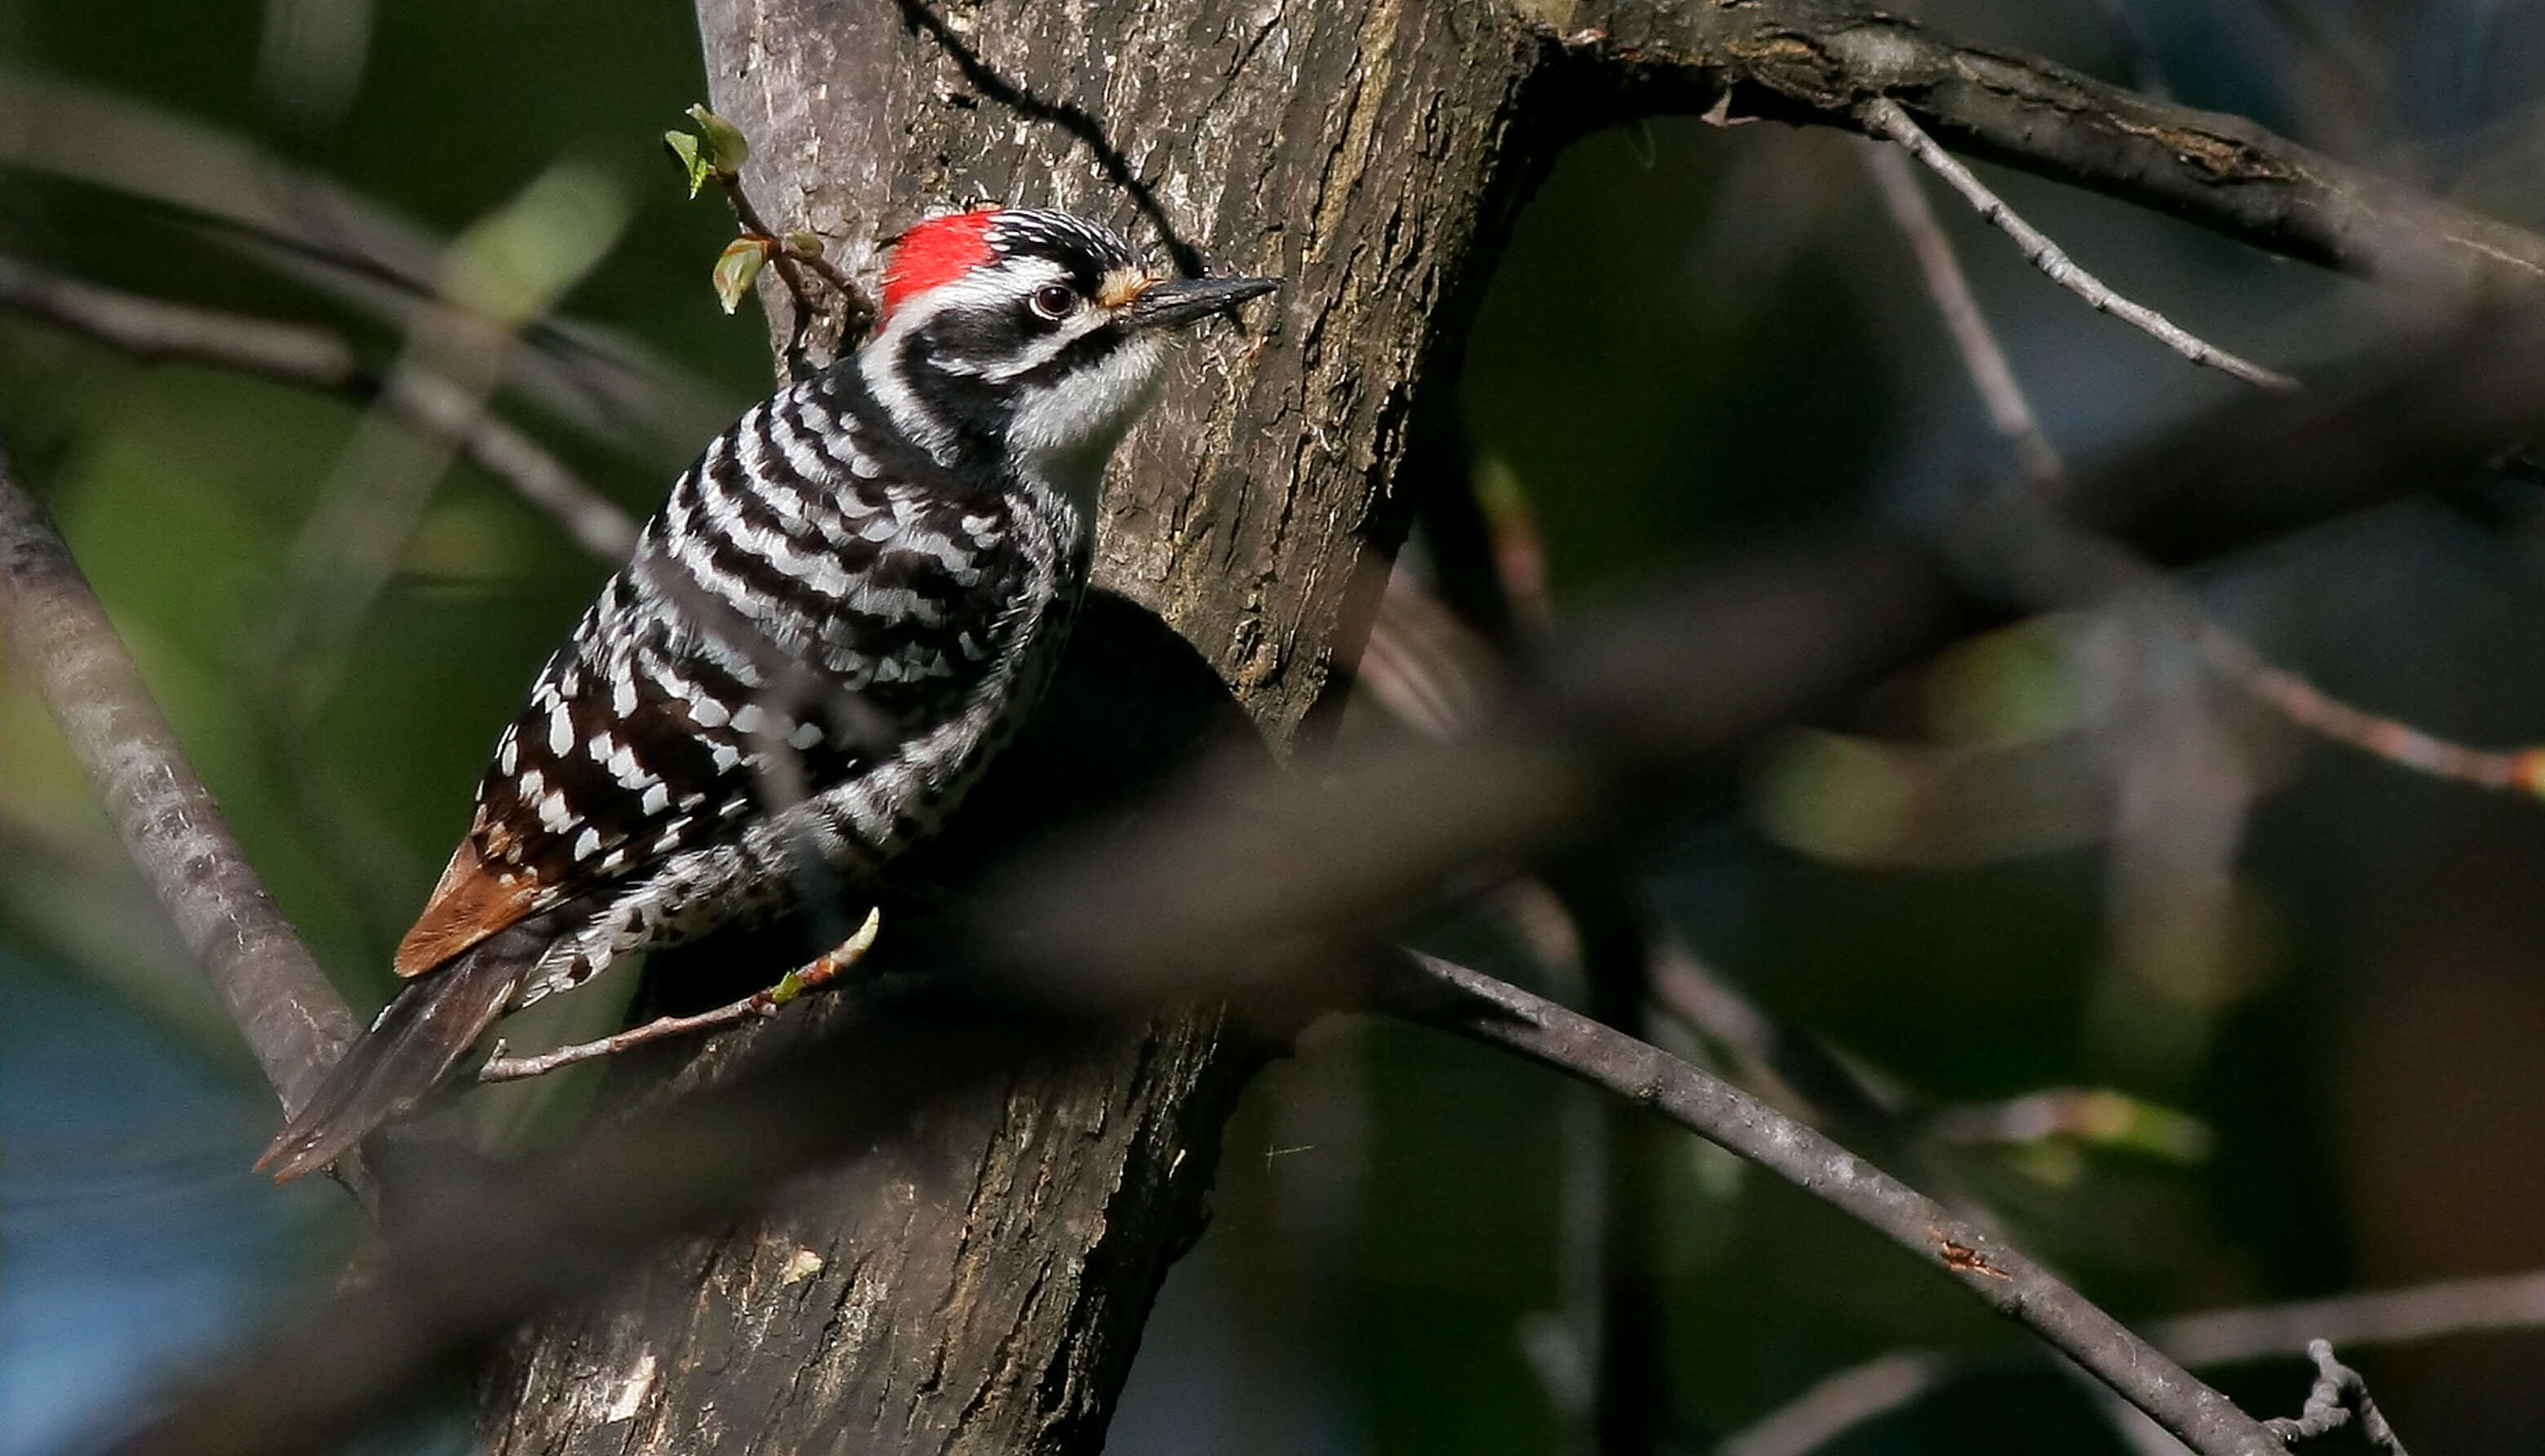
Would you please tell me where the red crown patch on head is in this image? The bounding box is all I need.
[881,209,1002,320]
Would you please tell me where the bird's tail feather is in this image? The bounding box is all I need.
[256,923,545,1184]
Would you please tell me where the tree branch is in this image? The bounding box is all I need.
[1370,949,2286,1456]
[476,909,882,1083]
[2266,1343,2406,1454]
[1715,1266,2545,1455]
[0,255,638,561]
[1857,139,2066,490]
[1563,0,2545,299]
[0,431,357,1116]
[1857,115,2545,805]
[0,68,730,463]
[98,922,2316,1456]
[1860,98,2297,392]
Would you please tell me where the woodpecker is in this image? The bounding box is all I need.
[259,207,1276,1182]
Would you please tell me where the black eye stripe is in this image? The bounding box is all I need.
[1011,322,1126,387]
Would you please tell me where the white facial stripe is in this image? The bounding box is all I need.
[985,309,1113,383]
[861,295,962,459]
[1006,333,1166,507]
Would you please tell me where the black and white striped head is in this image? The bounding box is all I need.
[861,207,1277,501]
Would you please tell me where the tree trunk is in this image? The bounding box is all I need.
[475,2,1541,1451]
[458,0,2545,1446]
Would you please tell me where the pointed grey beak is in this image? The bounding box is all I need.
[1123,275,1279,330]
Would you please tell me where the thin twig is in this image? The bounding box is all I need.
[0,69,728,463]
[0,255,637,561]
[1374,950,2286,1456]
[479,909,882,1082]
[2192,622,2545,794]
[1861,123,2542,806]
[719,176,874,321]
[1715,1352,1958,1456]
[1857,142,2067,492]
[1860,99,2299,393]
[2162,1268,2545,1368]
[715,175,877,361]
[2265,1342,2406,1454]
[0,433,361,1119]
[1714,1265,2545,1456]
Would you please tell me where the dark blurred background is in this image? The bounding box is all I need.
[7,2,2545,1453]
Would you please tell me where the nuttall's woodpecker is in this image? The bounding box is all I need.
[259,207,1277,1182]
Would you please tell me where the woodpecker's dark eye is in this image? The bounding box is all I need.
[1029,283,1078,321]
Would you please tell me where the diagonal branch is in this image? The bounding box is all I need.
[1370,950,2286,1456]
[1859,113,2545,805]
[0,255,639,562]
[1859,98,2297,392]
[1857,139,2066,490]
[0,68,730,462]
[1719,1265,2545,1455]
[0,432,358,1116]
[476,909,883,1083]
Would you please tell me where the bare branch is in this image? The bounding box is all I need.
[0,68,728,460]
[1858,125,2545,806]
[100,923,2302,1456]
[2190,622,2545,795]
[1715,1351,1959,1456]
[477,909,881,1082]
[1565,2,2545,300]
[1857,141,2066,490]
[0,255,638,561]
[1373,950,2286,1456]
[1716,1266,2545,1456]
[0,432,357,1115]
[1859,99,2297,392]
[2161,1269,2545,1368]
[2265,1343,2406,1454]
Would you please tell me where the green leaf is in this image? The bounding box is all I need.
[686,104,750,174]
[662,129,710,197]
[781,230,824,259]
[712,235,772,314]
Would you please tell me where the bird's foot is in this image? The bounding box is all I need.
[480,906,883,1082]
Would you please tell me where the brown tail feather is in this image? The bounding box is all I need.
[257,923,547,1183]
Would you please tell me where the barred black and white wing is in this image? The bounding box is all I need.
[391,366,1083,988]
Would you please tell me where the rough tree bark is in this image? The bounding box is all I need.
[476,3,1541,1450]
[471,2,2545,1453]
